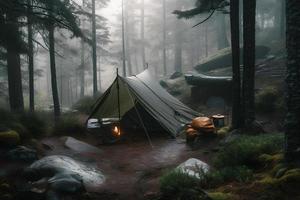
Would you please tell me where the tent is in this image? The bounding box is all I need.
[88,70,201,138]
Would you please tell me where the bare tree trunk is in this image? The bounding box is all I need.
[121,0,126,76]
[205,23,208,57]
[230,0,241,129]
[7,47,24,113]
[285,0,300,162]
[6,13,24,113]
[98,54,101,91]
[48,24,61,119]
[80,38,85,97]
[280,0,286,39]
[125,1,133,75]
[162,0,167,76]
[217,12,229,50]
[92,0,98,96]
[141,0,146,69]
[242,0,256,128]
[27,0,34,112]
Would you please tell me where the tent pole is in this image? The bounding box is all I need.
[126,86,154,148]
[117,69,121,121]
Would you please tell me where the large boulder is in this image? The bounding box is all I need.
[0,130,20,147]
[177,158,210,179]
[48,172,84,193]
[63,137,102,154]
[25,155,105,189]
[194,46,270,72]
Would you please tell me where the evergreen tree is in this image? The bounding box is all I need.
[285,0,300,162]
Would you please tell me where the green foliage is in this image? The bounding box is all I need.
[0,109,48,140]
[207,192,234,200]
[72,96,97,114]
[196,166,253,189]
[52,115,85,136]
[214,134,284,169]
[18,112,47,138]
[0,130,20,147]
[255,87,280,113]
[217,126,230,138]
[159,169,205,200]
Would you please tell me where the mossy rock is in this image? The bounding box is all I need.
[208,192,235,200]
[256,168,300,197]
[0,130,20,146]
[217,126,230,138]
[8,122,31,140]
[258,153,284,167]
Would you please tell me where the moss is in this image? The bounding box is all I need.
[258,153,284,168]
[252,168,300,198]
[255,86,280,113]
[217,126,230,138]
[214,133,284,169]
[208,192,235,200]
[0,130,20,146]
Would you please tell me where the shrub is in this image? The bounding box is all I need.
[0,109,47,140]
[52,115,86,136]
[17,112,47,138]
[255,87,280,113]
[159,169,206,200]
[195,166,253,189]
[214,133,284,169]
[72,96,97,114]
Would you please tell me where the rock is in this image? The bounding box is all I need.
[64,137,102,154]
[25,155,105,189]
[6,146,38,162]
[48,172,84,193]
[169,71,183,79]
[177,158,210,179]
[0,130,20,147]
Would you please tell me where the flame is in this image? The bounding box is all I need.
[113,126,121,136]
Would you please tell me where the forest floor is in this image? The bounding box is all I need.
[40,135,218,199]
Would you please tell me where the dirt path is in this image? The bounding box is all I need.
[41,136,216,199]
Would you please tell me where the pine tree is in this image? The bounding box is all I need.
[285,0,300,162]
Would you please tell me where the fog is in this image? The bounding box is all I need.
[0,0,285,110]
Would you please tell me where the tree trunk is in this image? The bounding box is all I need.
[121,0,126,76]
[242,0,256,128]
[98,54,101,91]
[217,12,229,50]
[280,0,286,39]
[141,0,146,69]
[27,0,34,112]
[7,46,24,113]
[230,0,241,129]
[92,0,98,96]
[285,0,300,162]
[205,23,208,57]
[125,1,133,75]
[80,38,85,98]
[6,13,24,113]
[162,0,167,76]
[48,24,61,119]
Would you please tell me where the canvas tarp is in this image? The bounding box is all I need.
[89,70,201,137]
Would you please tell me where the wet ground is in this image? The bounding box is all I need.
[41,135,216,199]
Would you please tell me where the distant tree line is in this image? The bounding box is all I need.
[0,0,109,120]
